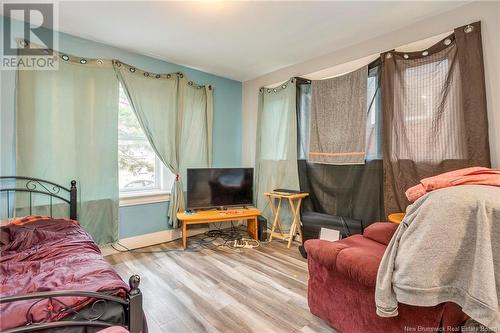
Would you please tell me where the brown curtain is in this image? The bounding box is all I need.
[381,21,490,215]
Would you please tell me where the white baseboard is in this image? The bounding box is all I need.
[100,227,207,256]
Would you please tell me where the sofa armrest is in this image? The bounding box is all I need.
[304,239,349,268]
[363,222,399,246]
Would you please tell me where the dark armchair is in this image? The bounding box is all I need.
[299,212,363,258]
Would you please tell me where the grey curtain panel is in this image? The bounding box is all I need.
[114,62,213,228]
[381,21,490,215]
[255,80,300,227]
[296,73,384,228]
[17,54,119,244]
[309,66,368,164]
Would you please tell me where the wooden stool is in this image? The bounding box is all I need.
[265,192,309,248]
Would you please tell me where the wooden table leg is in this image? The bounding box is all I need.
[295,198,304,243]
[247,216,258,240]
[287,197,304,248]
[268,196,283,242]
[182,221,187,250]
[287,198,297,248]
[267,196,275,241]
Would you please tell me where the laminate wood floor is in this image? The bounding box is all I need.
[106,234,338,333]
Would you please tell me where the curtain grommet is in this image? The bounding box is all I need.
[259,88,264,93]
[61,54,69,61]
[188,81,193,86]
[444,38,452,46]
[403,54,409,59]
[166,74,171,79]
[273,88,277,92]
[144,72,150,77]
[422,51,429,56]
[385,53,392,59]
[464,25,474,33]
[156,74,161,79]
[79,59,87,64]
[129,67,136,73]
[96,59,103,65]
[266,89,271,93]
[208,85,212,90]
[281,84,286,89]
[115,61,121,67]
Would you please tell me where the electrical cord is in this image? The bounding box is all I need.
[110,222,260,254]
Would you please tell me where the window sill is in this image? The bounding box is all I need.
[119,191,170,207]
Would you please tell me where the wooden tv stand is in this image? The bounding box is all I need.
[176,207,261,249]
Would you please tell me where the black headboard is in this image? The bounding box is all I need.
[0,176,77,220]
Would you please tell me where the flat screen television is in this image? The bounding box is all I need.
[187,168,254,209]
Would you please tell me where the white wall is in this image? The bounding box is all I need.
[242,1,500,167]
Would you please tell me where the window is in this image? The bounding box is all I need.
[403,60,449,123]
[365,66,382,160]
[394,58,466,162]
[118,86,174,197]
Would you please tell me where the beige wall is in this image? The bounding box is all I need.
[242,1,500,167]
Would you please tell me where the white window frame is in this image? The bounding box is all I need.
[118,85,173,206]
[119,162,172,206]
[119,155,161,194]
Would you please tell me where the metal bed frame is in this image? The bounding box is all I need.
[0,176,144,333]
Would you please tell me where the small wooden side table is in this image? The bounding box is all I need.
[265,192,309,248]
[388,213,405,224]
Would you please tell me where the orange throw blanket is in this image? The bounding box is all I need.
[406,167,500,202]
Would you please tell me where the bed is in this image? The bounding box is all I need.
[0,176,146,333]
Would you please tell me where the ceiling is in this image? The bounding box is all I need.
[4,1,469,81]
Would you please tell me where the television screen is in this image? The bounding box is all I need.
[187,168,254,209]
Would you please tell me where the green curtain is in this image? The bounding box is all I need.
[179,80,213,182]
[255,79,300,227]
[113,62,213,228]
[16,56,119,244]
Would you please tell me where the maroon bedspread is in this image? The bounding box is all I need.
[0,216,129,330]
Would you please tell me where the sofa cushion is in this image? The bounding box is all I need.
[363,222,399,246]
[335,235,387,287]
[305,234,387,288]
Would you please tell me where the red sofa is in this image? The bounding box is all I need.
[305,222,467,333]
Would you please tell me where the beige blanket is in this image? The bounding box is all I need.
[376,185,500,329]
